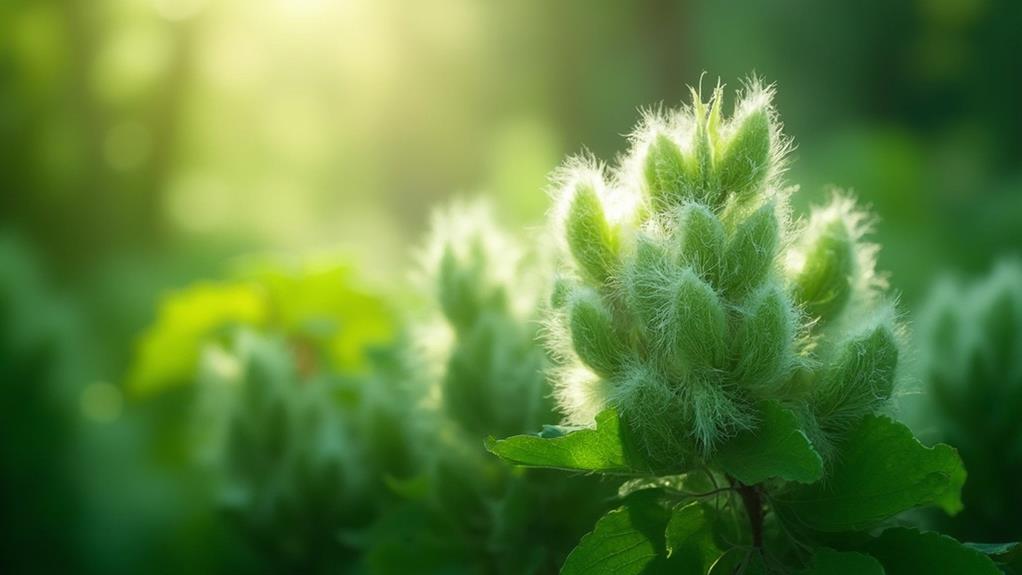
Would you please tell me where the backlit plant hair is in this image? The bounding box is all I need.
[547,80,901,464]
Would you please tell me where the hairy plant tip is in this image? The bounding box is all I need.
[411,199,554,441]
[786,192,883,326]
[544,77,902,465]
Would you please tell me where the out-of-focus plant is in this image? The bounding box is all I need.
[913,259,1022,546]
[368,202,613,574]
[126,256,413,573]
[0,237,84,573]
[486,80,1007,573]
[128,258,394,398]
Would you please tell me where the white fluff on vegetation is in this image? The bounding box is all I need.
[544,79,903,464]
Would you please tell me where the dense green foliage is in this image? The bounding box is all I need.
[489,83,1010,574]
[0,239,85,573]
[913,260,1022,544]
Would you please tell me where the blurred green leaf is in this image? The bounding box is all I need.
[128,282,267,396]
[799,548,883,575]
[863,528,1000,575]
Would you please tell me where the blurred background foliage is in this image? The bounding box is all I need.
[1,0,1021,573]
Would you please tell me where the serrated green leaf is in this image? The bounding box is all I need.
[486,409,645,473]
[714,401,823,484]
[863,528,1000,575]
[773,415,965,532]
[800,548,884,575]
[560,494,669,575]
[664,502,723,574]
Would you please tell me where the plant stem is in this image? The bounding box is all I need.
[732,479,764,548]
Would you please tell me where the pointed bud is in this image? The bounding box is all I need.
[815,323,899,426]
[643,133,694,208]
[792,217,856,322]
[716,101,773,202]
[438,245,481,331]
[625,235,673,333]
[677,203,725,285]
[722,202,780,297]
[569,289,627,378]
[565,180,618,284]
[689,85,724,208]
[671,270,726,369]
[731,284,797,393]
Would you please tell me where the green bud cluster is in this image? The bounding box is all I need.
[197,326,422,571]
[378,202,610,574]
[915,259,1022,540]
[549,81,901,463]
[421,201,554,440]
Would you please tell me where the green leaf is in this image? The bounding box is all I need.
[800,548,884,575]
[707,548,766,575]
[128,282,268,396]
[863,528,1000,575]
[486,409,644,473]
[964,542,1021,564]
[773,415,965,532]
[713,401,823,484]
[560,494,669,575]
[665,502,723,574]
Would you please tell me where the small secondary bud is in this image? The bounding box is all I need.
[677,203,725,285]
[569,289,627,378]
[565,181,618,285]
[815,323,899,427]
[792,217,855,322]
[722,202,780,297]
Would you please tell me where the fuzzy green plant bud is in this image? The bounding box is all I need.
[565,180,618,285]
[721,201,780,298]
[624,233,674,335]
[670,270,727,370]
[813,321,899,431]
[569,289,628,378]
[197,331,379,571]
[643,132,693,209]
[547,79,900,462]
[730,283,798,394]
[420,201,555,440]
[789,196,871,323]
[438,243,494,332]
[716,98,774,202]
[677,203,725,284]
